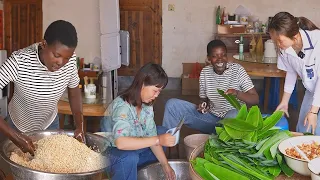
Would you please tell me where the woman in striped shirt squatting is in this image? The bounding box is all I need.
[0,20,85,155]
[162,40,259,134]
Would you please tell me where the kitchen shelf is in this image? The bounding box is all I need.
[214,33,271,53]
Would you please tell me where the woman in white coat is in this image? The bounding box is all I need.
[269,12,320,134]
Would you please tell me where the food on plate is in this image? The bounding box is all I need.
[285,141,320,160]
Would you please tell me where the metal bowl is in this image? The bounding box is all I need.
[278,135,320,176]
[137,160,190,180]
[0,130,109,180]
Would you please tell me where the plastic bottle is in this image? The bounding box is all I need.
[256,35,264,56]
[249,35,256,53]
[216,6,221,24]
[239,35,244,54]
[221,7,225,25]
[239,35,244,60]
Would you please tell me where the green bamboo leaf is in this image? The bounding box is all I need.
[259,161,278,167]
[194,165,216,180]
[259,159,277,165]
[204,153,213,162]
[242,156,256,164]
[210,156,223,165]
[218,118,259,131]
[220,154,273,180]
[219,130,231,142]
[236,104,248,120]
[259,111,284,134]
[242,140,256,146]
[205,169,221,180]
[216,127,224,135]
[239,149,251,154]
[209,137,222,148]
[257,165,268,170]
[251,131,258,142]
[268,166,281,177]
[196,157,211,167]
[217,89,241,110]
[215,161,253,179]
[276,154,294,177]
[263,148,273,160]
[257,129,280,141]
[248,131,290,158]
[228,155,271,177]
[256,137,270,150]
[242,131,256,142]
[224,125,251,139]
[276,154,283,164]
[270,139,288,159]
[245,106,263,129]
[204,163,250,180]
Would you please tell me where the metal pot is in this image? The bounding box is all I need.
[0,130,109,180]
[137,160,190,180]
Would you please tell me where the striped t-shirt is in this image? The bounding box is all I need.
[0,43,80,132]
[199,63,254,117]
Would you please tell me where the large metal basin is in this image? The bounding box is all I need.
[0,130,109,180]
[137,160,190,180]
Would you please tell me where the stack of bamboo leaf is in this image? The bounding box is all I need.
[192,90,294,180]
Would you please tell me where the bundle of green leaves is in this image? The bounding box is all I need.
[191,90,294,180]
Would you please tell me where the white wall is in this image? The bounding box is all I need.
[43,0,320,77]
[162,0,320,77]
[43,0,100,64]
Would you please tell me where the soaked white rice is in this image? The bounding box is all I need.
[10,134,107,173]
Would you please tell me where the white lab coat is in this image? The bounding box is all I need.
[278,29,320,107]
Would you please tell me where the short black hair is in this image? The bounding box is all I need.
[207,40,227,56]
[44,20,78,48]
[120,63,168,107]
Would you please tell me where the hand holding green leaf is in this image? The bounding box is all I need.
[217,89,241,110]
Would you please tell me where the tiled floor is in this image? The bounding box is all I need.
[0,86,303,178]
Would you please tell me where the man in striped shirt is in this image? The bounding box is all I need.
[163,40,259,134]
[0,20,85,155]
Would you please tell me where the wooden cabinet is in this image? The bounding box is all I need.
[4,0,42,102]
[0,10,3,49]
[118,0,162,76]
[215,34,270,53]
[4,0,42,56]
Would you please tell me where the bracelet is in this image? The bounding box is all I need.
[309,111,318,115]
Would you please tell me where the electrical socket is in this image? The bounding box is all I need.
[168,4,175,11]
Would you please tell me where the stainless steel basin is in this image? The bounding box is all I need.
[137,160,190,180]
[0,130,109,180]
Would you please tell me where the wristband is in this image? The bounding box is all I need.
[309,111,318,115]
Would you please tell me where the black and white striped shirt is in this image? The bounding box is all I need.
[0,43,79,132]
[199,63,254,117]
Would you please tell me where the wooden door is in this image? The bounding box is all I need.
[118,0,162,76]
[4,0,42,56]
[4,0,42,102]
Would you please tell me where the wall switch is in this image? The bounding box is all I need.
[168,4,175,11]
